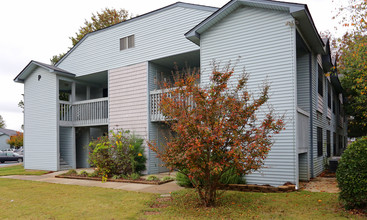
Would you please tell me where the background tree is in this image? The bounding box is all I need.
[0,115,5,128]
[334,0,367,137]
[148,66,285,207]
[51,8,132,65]
[7,132,23,149]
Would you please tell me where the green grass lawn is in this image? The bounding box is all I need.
[0,164,49,176]
[0,178,155,219]
[145,189,366,220]
[0,165,364,219]
[0,178,364,219]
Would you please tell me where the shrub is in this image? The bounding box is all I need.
[129,173,140,180]
[176,170,193,187]
[162,176,175,181]
[79,170,88,177]
[219,167,246,185]
[64,169,77,176]
[88,129,147,177]
[146,175,160,181]
[336,136,367,210]
[88,170,100,178]
[176,168,245,188]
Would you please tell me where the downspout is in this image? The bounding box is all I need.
[309,53,314,178]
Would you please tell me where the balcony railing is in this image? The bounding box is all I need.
[150,88,194,122]
[59,97,108,126]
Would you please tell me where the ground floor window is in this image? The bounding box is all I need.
[317,127,323,157]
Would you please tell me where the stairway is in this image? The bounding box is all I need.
[59,157,72,170]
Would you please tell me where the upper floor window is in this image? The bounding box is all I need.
[318,65,323,97]
[120,35,135,50]
[327,83,331,109]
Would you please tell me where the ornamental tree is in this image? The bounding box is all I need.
[7,132,23,149]
[333,0,367,137]
[148,66,285,207]
[51,8,132,65]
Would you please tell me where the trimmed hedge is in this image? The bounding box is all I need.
[336,136,367,210]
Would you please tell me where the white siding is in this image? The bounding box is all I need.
[24,67,58,171]
[58,7,213,76]
[200,7,297,186]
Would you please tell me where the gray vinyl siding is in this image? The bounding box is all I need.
[147,62,172,174]
[297,52,310,112]
[58,7,213,76]
[0,135,10,150]
[59,126,74,168]
[200,6,297,186]
[24,67,58,171]
[298,153,309,181]
[76,127,90,168]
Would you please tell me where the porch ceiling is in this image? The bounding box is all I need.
[150,50,200,70]
[76,71,108,87]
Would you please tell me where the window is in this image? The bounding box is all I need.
[120,35,135,50]
[339,135,343,151]
[332,96,336,114]
[317,127,323,157]
[318,65,323,96]
[333,132,336,156]
[327,130,331,157]
[327,83,331,109]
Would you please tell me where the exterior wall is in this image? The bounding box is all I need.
[200,6,298,186]
[76,127,90,168]
[296,52,310,112]
[58,6,214,76]
[310,53,347,178]
[59,126,75,168]
[24,67,58,171]
[109,62,149,172]
[147,62,172,174]
[109,62,148,137]
[0,135,10,150]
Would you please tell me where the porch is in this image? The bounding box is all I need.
[59,98,108,127]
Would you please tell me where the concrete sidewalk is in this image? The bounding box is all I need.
[0,170,183,194]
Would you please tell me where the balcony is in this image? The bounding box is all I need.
[150,89,169,122]
[59,97,108,126]
[150,88,195,122]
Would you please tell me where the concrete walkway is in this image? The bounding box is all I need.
[1,170,183,194]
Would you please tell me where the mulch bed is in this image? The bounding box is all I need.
[55,174,174,185]
[219,183,296,193]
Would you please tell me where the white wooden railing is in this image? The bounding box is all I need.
[59,97,108,126]
[150,88,194,122]
[150,89,170,122]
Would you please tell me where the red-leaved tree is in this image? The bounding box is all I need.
[7,132,23,149]
[148,65,285,207]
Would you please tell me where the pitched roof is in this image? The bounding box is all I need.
[14,60,75,83]
[0,128,19,136]
[55,2,218,66]
[185,0,325,54]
